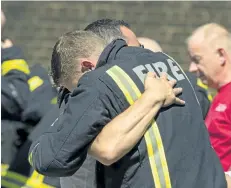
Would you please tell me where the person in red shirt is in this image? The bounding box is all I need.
[187,23,231,172]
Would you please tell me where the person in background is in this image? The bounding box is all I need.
[84,18,140,47]
[1,10,59,188]
[187,23,231,177]
[1,21,32,166]
[138,37,162,52]
[138,36,211,119]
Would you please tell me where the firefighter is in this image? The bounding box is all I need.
[29,30,226,188]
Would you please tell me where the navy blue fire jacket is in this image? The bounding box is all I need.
[29,40,226,188]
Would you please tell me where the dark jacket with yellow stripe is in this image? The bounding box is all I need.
[2,106,61,188]
[1,46,30,120]
[1,46,59,188]
[29,40,226,188]
[21,64,58,125]
[2,101,60,188]
[185,71,212,119]
[1,45,57,151]
[1,46,32,165]
[1,45,57,124]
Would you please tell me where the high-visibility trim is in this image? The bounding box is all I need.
[1,165,28,184]
[28,76,44,92]
[50,96,58,104]
[150,121,171,187]
[207,94,213,102]
[144,130,161,188]
[1,163,9,176]
[106,65,171,188]
[1,164,54,188]
[24,170,55,188]
[25,170,44,187]
[1,59,30,76]
[106,69,134,105]
[197,78,213,102]
[1,179,21,188]
[197,78,208,90]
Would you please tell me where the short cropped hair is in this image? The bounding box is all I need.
[51,30,106,86]
[186,23,231,50]
[84,19,130,44]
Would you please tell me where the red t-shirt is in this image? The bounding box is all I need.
[205,82,231,172]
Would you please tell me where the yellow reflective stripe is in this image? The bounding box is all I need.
[151,121,171,187]
[208,94,213,102]
[25,170,55,188]
[2,171,28,183]
[1,170,28,184]
[106,65,171,188]
[113,66,141,97]
[1,59,30,76]
[25,170,45,187]
[113,65,171,187]
[51,96,57,104]
[106,70,134,105]
[1,179,21,188]
[144,130,161,188]
[1,164,9,176]
[28,76,44,92]
[1,165,54,188]
[197,78,208,90]
[197,78,213,101]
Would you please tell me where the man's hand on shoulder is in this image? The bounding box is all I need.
[144,72,185,107]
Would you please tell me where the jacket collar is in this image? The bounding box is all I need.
[96,39,127,69]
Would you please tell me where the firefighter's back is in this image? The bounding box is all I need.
[97,48,226,188]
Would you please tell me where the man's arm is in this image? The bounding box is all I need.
[89,72,184,165]
[28,83,112,177]
[29,73,183,177]
[88,91,163,165]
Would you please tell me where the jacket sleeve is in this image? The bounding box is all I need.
[28,84,112,177]
[1,46,31,119]
[1,76,23,119]
[1,76,30,120]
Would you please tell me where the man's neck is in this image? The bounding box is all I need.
[218,68,231,89]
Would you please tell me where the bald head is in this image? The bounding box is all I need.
[138,37,162,52]
[187,23,231,89]
[187,23,231,50]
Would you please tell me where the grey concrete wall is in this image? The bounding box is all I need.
[2,1,231,70]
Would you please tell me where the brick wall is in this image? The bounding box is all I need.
[2,1,231,70]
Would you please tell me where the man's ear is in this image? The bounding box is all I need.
[217,48,226,66]
[80,58,95,72]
